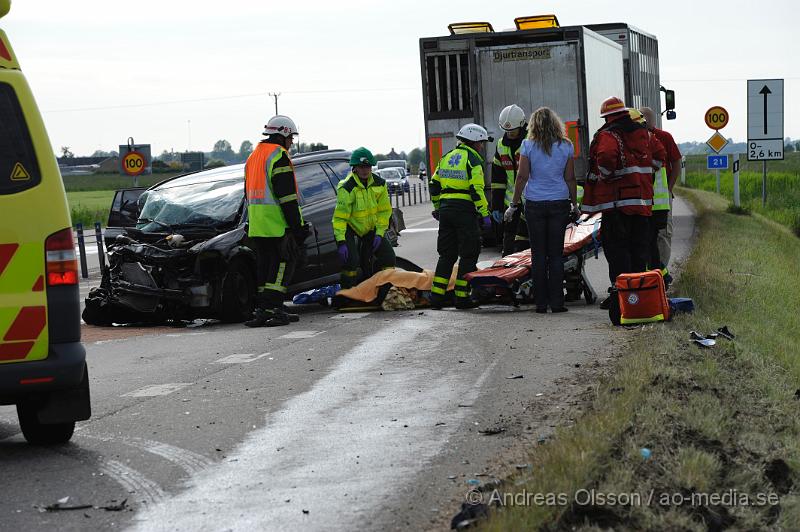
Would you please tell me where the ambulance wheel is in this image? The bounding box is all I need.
[17,403,75,445]
[220,259,255,323]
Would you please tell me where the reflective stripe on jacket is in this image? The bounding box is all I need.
[245,142,302,237]
[430,144,489,216]
[332,172,392,242]
[581,117,658,216]
[491,136,522,208]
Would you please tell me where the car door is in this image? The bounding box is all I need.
[293,162,338,282]
[320,160,351,276]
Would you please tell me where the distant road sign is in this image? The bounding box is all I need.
[707,155,728,170]
[706,131,728,154]
[704,106,729,130]
[747,79,784,161]
[121,151,146,176]
[748,139,784,161]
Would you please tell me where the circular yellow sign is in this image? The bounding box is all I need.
[122,151,146,176]
[704,106,729,130]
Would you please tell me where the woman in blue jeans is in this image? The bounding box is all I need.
[504,107,578,313]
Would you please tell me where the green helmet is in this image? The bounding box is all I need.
[350,147,376,167]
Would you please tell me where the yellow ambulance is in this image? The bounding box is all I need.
[0,0,91,444]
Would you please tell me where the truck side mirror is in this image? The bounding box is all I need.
[666,110,677,120]
[664,89,675,110]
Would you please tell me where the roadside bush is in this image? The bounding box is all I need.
[70,205,107,227]
[205,159,226,169]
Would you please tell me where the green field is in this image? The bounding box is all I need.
[683,152,800,235]
[62,172,176,192]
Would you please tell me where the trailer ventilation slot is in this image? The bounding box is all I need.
[425,52,471,118]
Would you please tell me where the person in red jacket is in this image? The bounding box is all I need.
[582,97,665,308]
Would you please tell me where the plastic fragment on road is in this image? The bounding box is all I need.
[640,448,652,460]
[717,325,735,340]
[505,374,524,379]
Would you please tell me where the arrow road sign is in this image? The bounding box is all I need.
[747,79,783,141]
[759,85,771,135]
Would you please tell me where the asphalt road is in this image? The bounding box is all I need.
[0,196,695,531]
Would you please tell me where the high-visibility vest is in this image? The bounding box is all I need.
[332,172,392,242]
[494,138,520,208]
[245,142,298,237]
[652,167,670,211]
[431,144,489,216]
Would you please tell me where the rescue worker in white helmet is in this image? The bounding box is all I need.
[491,104,529,256]
[243,115,309,327]
[429,124,492,309]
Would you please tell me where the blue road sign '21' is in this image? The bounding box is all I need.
[707,155,728,170]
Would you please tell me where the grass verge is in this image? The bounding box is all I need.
[67,190,114,227]
[478,189,800,530]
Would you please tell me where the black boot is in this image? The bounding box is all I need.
[279,305,300,323]
[263,308,293,327]
[244,308,272,328]
[455,298,480,310]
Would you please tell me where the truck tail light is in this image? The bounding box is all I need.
[45,228,78,286]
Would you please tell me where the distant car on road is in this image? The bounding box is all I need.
[375,167,410,194]
[85,150,412,326]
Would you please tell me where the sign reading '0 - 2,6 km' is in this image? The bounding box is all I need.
[121,151,146,176]
[704,106,729,130]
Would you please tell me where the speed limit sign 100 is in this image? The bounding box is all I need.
[122,151,146,176]
[704,106,729,130]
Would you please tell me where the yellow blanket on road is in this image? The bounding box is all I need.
[336,268,458,303]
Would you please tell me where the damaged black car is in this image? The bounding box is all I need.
[83,150,408,326]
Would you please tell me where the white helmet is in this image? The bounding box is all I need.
[262,115,298,137]
[499,104,526,131]
[456,123,493,143]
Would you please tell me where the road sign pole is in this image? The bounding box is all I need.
[762,160,767,207]
[715,169,720,194]
[732,154,740,207]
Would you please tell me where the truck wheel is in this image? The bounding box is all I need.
[220,259,255,323]
[17,403,75,445]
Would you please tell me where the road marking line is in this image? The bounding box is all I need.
[328,313,370,320]
[214,353,271,364]
[401,227,438,234]
[100,459,165,506]
[122,383,192,398]
[277,330,324,339]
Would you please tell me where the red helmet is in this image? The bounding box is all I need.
[600,96,628,117]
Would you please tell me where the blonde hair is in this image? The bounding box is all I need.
[527,107,570,156]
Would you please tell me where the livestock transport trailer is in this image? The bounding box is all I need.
[419,16,669,180]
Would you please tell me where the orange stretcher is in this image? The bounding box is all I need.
[465,213,602,306]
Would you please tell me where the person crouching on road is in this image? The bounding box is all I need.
[506,107,578,313]
[244,115,309,327]
[429,124,492,309]
[332,147,396,288]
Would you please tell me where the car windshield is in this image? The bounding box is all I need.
[136,178,243,232]
[380,170,402,181]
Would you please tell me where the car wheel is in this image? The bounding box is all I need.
[17,402,75,445]
[220,258,255,323]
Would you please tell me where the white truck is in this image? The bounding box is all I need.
[418,15,675,179]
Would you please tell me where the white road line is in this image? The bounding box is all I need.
[100,460,165,506]
[328,313,370,320]
[277,330,324,339]
[401,227,438,234]
[122,383,192,398]
[403,217,438,229]
[214,353,271,364]
[131,318,496,531]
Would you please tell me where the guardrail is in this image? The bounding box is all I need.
[74,222,105,279]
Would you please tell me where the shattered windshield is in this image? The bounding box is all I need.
[137,178,243,232]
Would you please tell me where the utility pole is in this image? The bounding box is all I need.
[269,92,281,115]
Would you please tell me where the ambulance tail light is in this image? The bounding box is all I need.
[514,15,560,30]
[45,228,78,286]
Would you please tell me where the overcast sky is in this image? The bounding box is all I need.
[3,0,797,156]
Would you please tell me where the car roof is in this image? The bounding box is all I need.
[150,149,351,190]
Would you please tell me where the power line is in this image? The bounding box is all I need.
[43,86,418,113]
